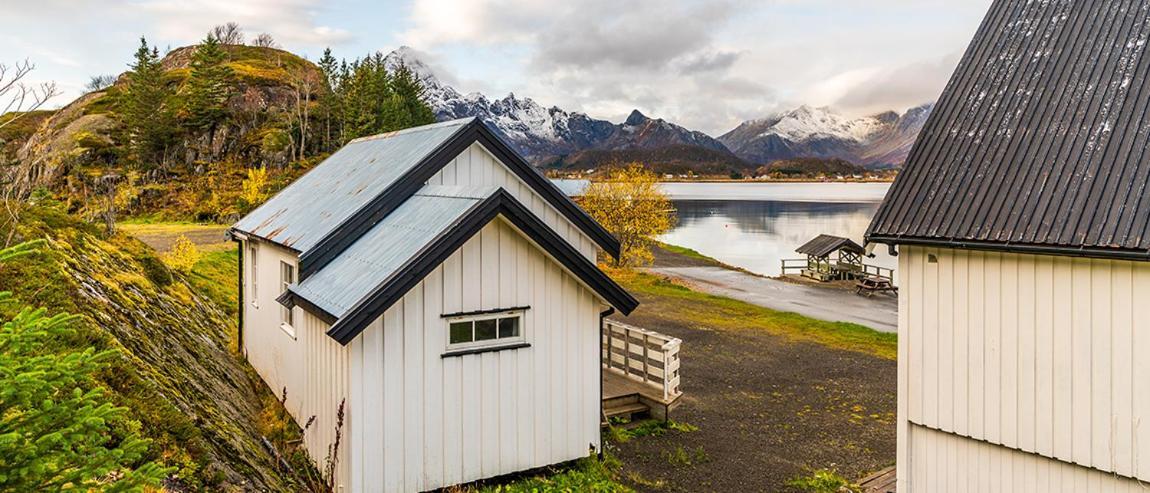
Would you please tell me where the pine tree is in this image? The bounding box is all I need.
[382,62,435,131]
[316,48,340,151]
[182,35,233,138]
[122,37,175,168]
[0,241,171,490]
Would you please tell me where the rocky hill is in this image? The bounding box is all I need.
[756,157,868,178]
[0,206,297,490]
[719,104,933,169]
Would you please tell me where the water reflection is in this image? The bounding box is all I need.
[660,196,897,279]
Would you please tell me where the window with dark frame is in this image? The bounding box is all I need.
[280,261,295,329]
[249,244,258,307]
[446,310,524,351]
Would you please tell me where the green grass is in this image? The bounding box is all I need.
[477,456,632,492]
[616,270,897,360]
[786,469,860,493]
[189,248,239,318]
[657,242,716,263]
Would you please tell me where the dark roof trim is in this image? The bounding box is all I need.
[795,234,865,257]
[440,306,530,318]
[297,119,620,281]
[323,188,638,345]
[277,288,339,325]
[868,234,1150,262]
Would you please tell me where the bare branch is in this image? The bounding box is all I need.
[0,60,60,131]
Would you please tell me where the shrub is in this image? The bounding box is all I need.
[164,235,200,273]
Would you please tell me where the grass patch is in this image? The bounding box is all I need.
[189,248,239,319]
[785,468,860,493]
[473,456,632,492]
[606,419,698,443]
[615,270,897,360]
[657,242,715,263]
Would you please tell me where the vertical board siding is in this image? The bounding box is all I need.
[242,240,351,490]
[428,142,598,261]
[907,424,1148,492]
[900,246,1150,485]
[348,219,603,492]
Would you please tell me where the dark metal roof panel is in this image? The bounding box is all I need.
[795,234,865,257]
[867,0,1150,258]
[289,185,490,319]
[232,118,474,252]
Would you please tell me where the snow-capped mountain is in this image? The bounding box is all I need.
[719,104,934,169]
[384,46,930,169]
[383,47,731,164]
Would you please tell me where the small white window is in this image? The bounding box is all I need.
[280,261,295,335]
[445,309,525,352]
[249,244,258,307]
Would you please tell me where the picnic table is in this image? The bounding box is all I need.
[856,276,898,297]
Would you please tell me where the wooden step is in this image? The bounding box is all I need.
[602,393,640,410]
[603,401,649,419]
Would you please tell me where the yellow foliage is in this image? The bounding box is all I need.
[580,163,676,268]
[164,235,200,274]
[241,167,269,206]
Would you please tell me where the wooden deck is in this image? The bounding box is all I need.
[602,369,681,422]
[858,466,896,493]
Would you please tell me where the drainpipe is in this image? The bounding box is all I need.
[598,306,615,461]
[230,231,247,354]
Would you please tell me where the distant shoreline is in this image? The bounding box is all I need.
[654,178,895,184]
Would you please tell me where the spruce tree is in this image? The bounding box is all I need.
[0,241,170,490]
[182,35,233,136]
[122,37,174,168]
[383,62,435,131]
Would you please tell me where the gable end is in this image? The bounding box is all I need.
[298,120,621,281]
[286,188,637,345]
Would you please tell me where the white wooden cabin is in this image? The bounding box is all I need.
[230,118,638,492]
[867,1,1150,490]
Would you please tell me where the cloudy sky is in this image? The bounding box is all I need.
[1,0,992,135]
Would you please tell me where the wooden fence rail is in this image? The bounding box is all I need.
[602,320,682,401]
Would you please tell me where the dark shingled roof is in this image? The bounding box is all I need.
[796,234,865,258]
[867,0,1150,260]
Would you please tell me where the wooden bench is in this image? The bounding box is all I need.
[856,276,898,297]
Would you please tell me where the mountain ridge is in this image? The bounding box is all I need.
[384,46,932,171]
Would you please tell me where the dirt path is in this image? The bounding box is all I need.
[648,247,898,333]
[119,224,230,252]
[612,301,896,492]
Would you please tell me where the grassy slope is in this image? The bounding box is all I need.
[616,269,896,361]
[0,207,294,490]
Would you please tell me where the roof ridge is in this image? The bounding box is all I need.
[348,117,476,144]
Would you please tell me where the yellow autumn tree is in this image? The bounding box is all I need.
[241,166,269,206]
[579,163,676,268]
[164,235,199,273]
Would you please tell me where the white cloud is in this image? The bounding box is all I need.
[133,0,353,45]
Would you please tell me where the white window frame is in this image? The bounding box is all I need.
[248,243,259,308]
[279,261,296,339]
[444,309,526,352]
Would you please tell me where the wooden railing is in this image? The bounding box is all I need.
[602,320,682,401]
[780,258,808,275]
[861,263,895,281]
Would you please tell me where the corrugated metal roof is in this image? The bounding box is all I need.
[233,118,474,252]
[867,0,1150,257]
[290,185,492,318]
[550,179,590,197]
[796,234,865,258]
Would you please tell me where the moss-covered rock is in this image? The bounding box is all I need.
[0,206,297,490]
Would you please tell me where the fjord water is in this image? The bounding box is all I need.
[658,182,897,279]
